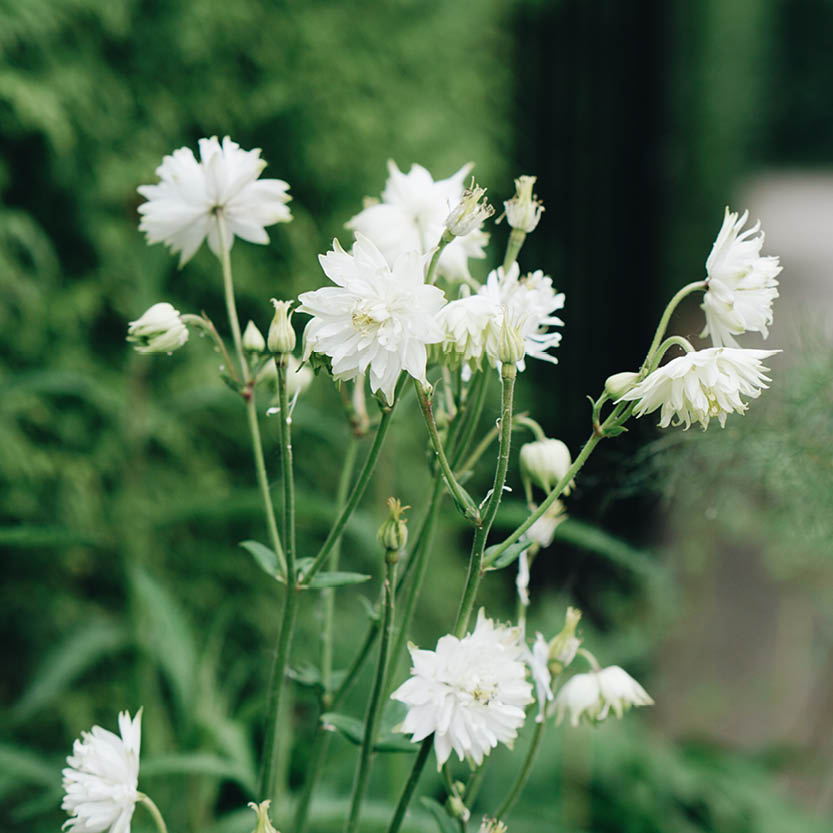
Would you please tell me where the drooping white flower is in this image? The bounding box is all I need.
[617,347,779,430]
[525,632,554,722]
[392,610,534,768]
[126,302,189,354]
[298,234,446,403]
[436,293,499,370]
[479,263,564,369]
[520,500,567,551]
[138,136,292,267]
[552,666,652,726]
[520,438,573,495]
[346,160,488,281]
[62,709,142,833]
[701,208,781,348]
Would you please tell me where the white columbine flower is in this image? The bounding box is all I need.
[346,160,488,281]
[552,666,652,726]
[503,175,545,233]
[62,709,142,833]
[298,234,446,404]
[479,263,564,370]
[138,136,292,267]
[525,632,554,722]
[127,302,189,354]
[521,500,568,551]
[701,208,781,348]
[617,347,779,430]
[392,610,534,768]
[436,294,498,370]
[520,438,573,495]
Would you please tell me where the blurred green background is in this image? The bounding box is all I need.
[3,0,833,831]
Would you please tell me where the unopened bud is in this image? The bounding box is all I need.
[243,320,266,353]
[520,438,572,495]
[445,179,495,237]
[247,800,279,833]
[448,794,471,823]
[497,317,525,365]
[605,371,640,400]
[549,606,582,674]
[127,302,189,354]
[503,175,544,233]
[378,497,409,554]
[267,298,296,354]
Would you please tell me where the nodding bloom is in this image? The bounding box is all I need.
[552,666,653,726]
[138,136,291,267]
[62,709,142,833]
[392,610,533,768]
[346,160,489,281]
[701,207,781,348]
[126,302,188,354]
[298,234,446,404]
[617,347,779,430]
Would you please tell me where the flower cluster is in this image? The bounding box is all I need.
[392,611,533,768]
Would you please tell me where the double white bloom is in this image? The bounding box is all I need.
[553,666,653,727]
[298,235,446,403]
[138,136,292,266]
[392,611,533,768]
[62,709,142,833]
[701,208,781,348]
[619,347,778,430]
[126,303,188,354]
[347,161,489,281]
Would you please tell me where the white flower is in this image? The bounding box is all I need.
[247,800,279,833]
[525,632,554,722]
[503,175,544,233]
[138,136,292,267]
[435,294,498,370]
[479,263,564,369]
[552,666,653,726]
[392,610,534,768]
[478,818,508,833]
[346,160,488,281]
[298,234,446,403]
[521,500,567,550]
[701,208,781,348]
[126,302,188,354]
[445,181,495,237]
[520,438,572,495]
[596,665,654,719]
[617,347,779,430]
[516,549,531,608]
[62,709,142,833]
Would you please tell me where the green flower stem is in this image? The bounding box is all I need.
[454,363,516,638]
[386,737,432,833]
[137,793,168,833]
[651,335,695,368]
[449,369,489,468]
[345,555,398,833]
[292,728,331,833]
[215,212,247,380]
[463,762,487,805]
[414,379,480,524]
[493,718,546,821]
[180,313,241,384]
[301,374,406,584]
[258,362,300,805]
[426,231,454,285]
[514,414,547,441]
[502,227,527,271]
[641,280,707,372]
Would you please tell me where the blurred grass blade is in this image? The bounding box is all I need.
[141,753,256,792]
[553,518,657,575]
[304,571,371,589]
[420,796,458,833]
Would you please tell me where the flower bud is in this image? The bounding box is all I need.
[520,438,572,494]
[267,298,296,354]
[604,370,640,400]
[247,800,279,833]
[503,175,544,233]
[445,180,495,237]
[377,497,409,554]
[242,320,266,353]
[127,302,189,354]
[497,317,525,365]
[549,606,582,674]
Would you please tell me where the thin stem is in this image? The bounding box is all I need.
[216,212,247,381]
[651,335,695,368]
[414,379,480,524]
[454,363,516,637]
[301,375,406,584]
[502,227,526,271]
[293,728,331,833]
[455,424,498,477]
[345,555,398,833]
[137,793,168,833]
[493,719,546,821]
[514,414,547,441]
[181,313,241,384]
[449,369,489,468]
[386,737,432,833]
[426,231,453,285]
[641,280,707,373]
[258,362,300,805]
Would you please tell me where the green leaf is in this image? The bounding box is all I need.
[304,571,371,589]
[484,539,530,570]
[320,712,416,753]
[141,753,255,791]
[239,540,284,582]
[420,797,459,833]
[11,619,128,722]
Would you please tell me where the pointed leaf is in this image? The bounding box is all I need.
[484,540,530,570]
[320,712,415,753]
[240,540,284,582]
